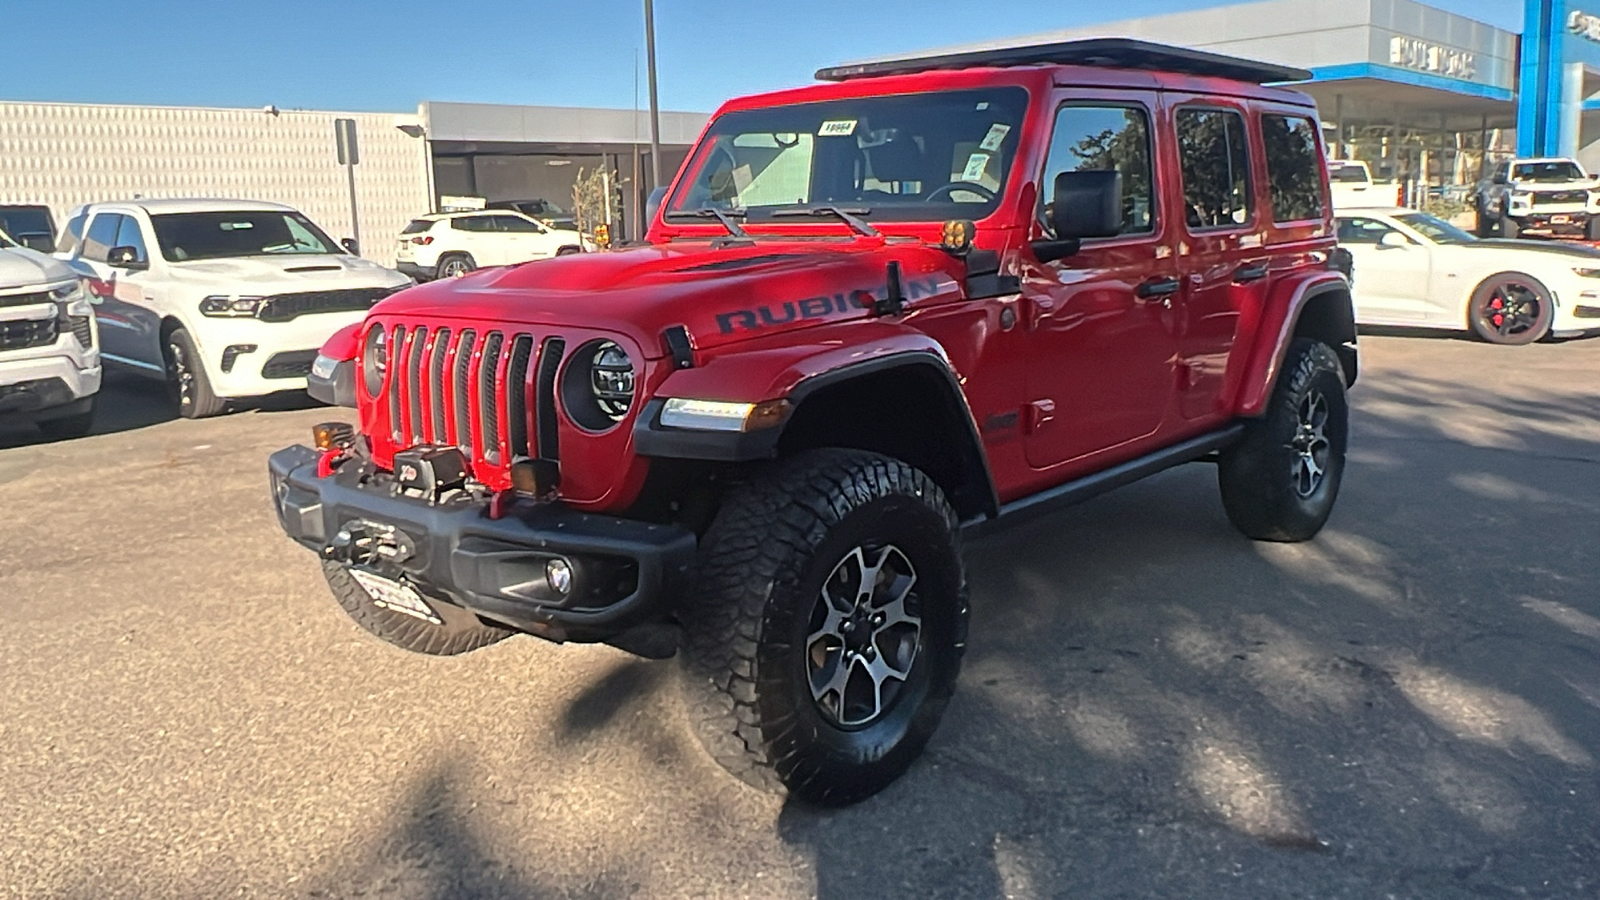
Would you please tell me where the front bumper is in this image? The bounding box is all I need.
[1507,210,1593,237]
[268,445,697,642]
[195,308,373,399]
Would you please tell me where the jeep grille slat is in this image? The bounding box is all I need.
[387,325,406,442]
[428,327,451,443]
[535,337,565,461]
[453,329,476,454]
[506,334,534,459]
[479,331,504,466]
[406,326,428,446]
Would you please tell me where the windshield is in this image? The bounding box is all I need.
[1513,161,1586,182]
[667,87,1030,225]
[149,211,341,262]
[1395,211,1475,244]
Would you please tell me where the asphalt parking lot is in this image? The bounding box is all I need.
[2,333,1598,899]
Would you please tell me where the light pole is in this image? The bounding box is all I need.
[645,0,663,190]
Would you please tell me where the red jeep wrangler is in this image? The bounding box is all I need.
[270,39,1356,805]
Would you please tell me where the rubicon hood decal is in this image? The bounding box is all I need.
[715,274,949,335]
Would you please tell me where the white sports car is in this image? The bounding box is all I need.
[1336,206,1600,344]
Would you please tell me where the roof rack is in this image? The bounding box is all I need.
[816,37,1311,85]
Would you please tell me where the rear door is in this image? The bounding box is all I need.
[1167,98,1264,421]
[1021,90,1179,469]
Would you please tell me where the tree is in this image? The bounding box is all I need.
[571,166,622,248]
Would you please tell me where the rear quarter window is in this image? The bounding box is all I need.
[1262,114,1325,222]
[401,219,435,235]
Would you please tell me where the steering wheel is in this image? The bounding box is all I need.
[924,181,998,203]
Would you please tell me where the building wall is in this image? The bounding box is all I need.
[0,101,430,266]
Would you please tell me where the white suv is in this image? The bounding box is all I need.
[395,210,586,281]
[0,228,100,438]
[57,199,410,418]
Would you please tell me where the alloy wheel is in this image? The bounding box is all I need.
[1287,389,1330,499]
[169,340,194,410]
[1479,282,1542,339]
[806,544,922,728]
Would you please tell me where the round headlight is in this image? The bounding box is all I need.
[561,339,635,431]
[362,325,388,397]
[591,341,634,421]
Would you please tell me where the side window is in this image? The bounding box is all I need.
[451,216,484,232]
[82,213,123,262]
[1261,114,1324,222]
[57,212,87,254]
[114,215,148,263]
[495,215,541,233]
[1039,104,1155,235]
[1335,217,1393,244]
[1176,107,1252,230]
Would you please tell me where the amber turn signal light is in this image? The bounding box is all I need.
[940,219,976,255]
[509,457,561,497]
[312,422,355,451]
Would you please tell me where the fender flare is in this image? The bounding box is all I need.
[633,348,1000,519]
[1231,271,1356,418]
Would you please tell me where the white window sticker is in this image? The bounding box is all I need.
[961,153,991,182]
[818,119,858,137]
[979,123,1012,151]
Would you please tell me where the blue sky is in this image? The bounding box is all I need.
[3,0,1525,114]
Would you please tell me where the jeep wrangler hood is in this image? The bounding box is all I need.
[368,240,967,358]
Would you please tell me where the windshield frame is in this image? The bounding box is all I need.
[1512,161,1587,182]
[663,85,1034,231]
[149,210,343,263]
[1393,211,1476,244]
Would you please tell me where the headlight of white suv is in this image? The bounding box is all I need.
[199,295,265,317]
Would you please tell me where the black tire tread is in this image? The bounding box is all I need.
[322,560,512,656]
[678,449,966,804]
[168,327,227,419]
[1218,338,1347,542]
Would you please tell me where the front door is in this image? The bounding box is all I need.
[75,212,163,375]
[1022,93,1179,469]
[493,214,556,262]
[1336,215,1433,322]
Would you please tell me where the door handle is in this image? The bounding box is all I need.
[1135,276,1180,300]
[1232,262,1269,283]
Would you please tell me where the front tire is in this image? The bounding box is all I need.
[321,561,512,656]
[1501,215,1519,239]
[165,327,226,419]
[1218,338,1349,542]
[678,450,968,806]
[1468,273,1553,345]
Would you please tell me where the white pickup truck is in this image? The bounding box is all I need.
[1328,160,1390,210]
[1473,157,1600,239]
[0,228,100,438]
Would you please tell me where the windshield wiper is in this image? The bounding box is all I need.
[769,205,880,237]
[663,206,749,238]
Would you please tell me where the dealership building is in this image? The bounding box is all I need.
[5,0,1600,263]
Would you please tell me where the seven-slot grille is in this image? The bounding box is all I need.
[258,287,394,322]
[381,324,565,474]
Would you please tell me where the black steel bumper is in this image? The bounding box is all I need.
[268,445,697,642]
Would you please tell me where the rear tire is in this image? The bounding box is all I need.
[165,327,226,419]
[678,449,968,806]
[1218,338,1348,542]
[436,253,475,279]
[321,560,513,656]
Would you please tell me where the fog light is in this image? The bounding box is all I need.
[546,558,572,595]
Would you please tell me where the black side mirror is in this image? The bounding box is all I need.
[341,237,360,255]
[107,245,147,270]
[644,187,669,231]
[1034,171,1123,263]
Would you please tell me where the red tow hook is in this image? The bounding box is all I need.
[488,489,516,520]
[316,448,348,478]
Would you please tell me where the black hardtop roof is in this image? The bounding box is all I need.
[816,37,1312,86]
